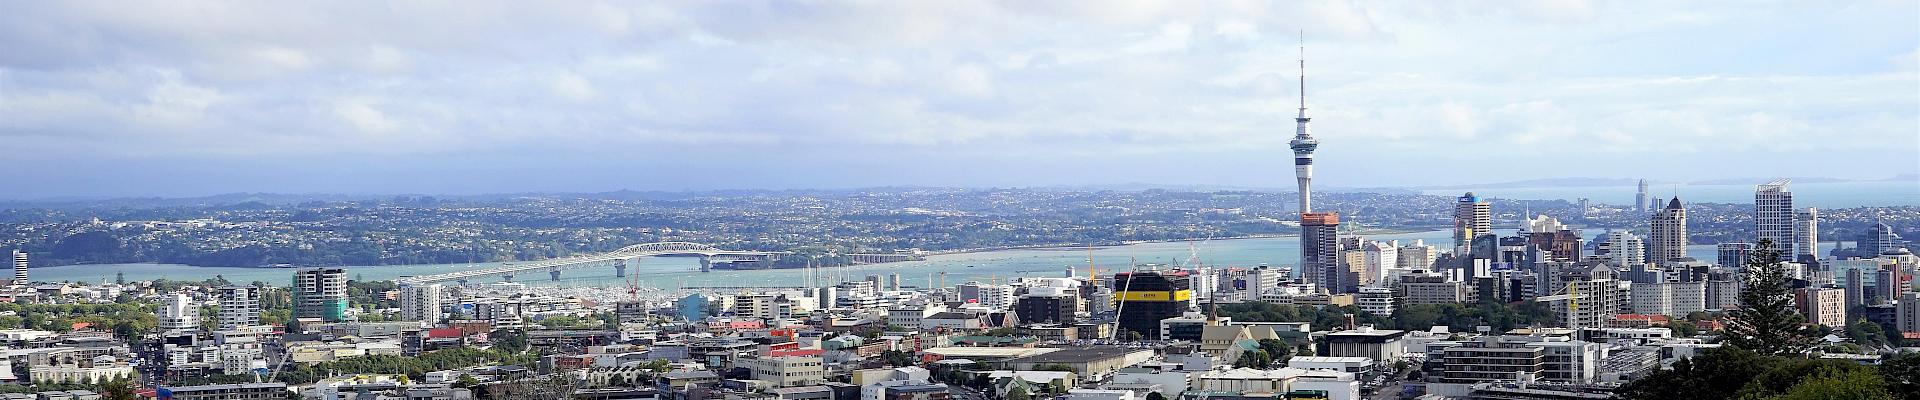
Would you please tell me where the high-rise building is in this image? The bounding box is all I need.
[292,268,348,322]
[1636,179,1650,213]
[1113,270,1192,340]
[399,283,443,323]
[1361,241,1399,287]
[1355,286,1395,316]
[1794,208,1819,262]
[1648,198,1687,266]
[218,286,261,330]
[1755,180,1795,253]
[1794,286,1846,328]
[1877,263,1906,303]
[1718,243,1753,268]
[1302,213,1346,293]
[1898,292,1920,334]
[1845,267,1867,308]
[956,282,1013,309]
[1599,231,1646,268]
[1398,240,1437,271]
[1454,193,1492,249]
[1399,275,1468,306]
[157,293,199,332]
[1524,215,1582,262]
[1014,294,1076,325]
[1542,277,1624,330]
[9,250,25,287]
[1857,222,1906,258]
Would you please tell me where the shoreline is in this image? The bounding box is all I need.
[916,227,1444,257]
[40,228,1451,271]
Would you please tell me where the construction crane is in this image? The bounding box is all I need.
[623,259,644,302]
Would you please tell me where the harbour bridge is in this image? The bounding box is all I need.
[395,241,783,285]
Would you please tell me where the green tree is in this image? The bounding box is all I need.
[490,329,529,353]
[1005,385,1031,400]
[1668,320,1699,337]
[1723,240,1815,357]
[1257,339,1293,367]
[101,379,138,400]
[1848,319,1891,349]
[1618,347,1775,400]
[1145,392,1168,400]
[1882,352,1920,400]
[880,350,917,367]
[1233,349,1271,368]
[454,374,480,388]
[1761,367,1892,400]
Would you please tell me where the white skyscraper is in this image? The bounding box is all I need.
[400,283,443,323]
[1755,180,1795,253]
[1794,208,1819,261]
[9,250,25,287]
[1362,241,1399,287]
[1636,179,1650,213]
[157,293,200,332]
[1648,198,1687,266]
[1601,231,1646,268]
[217,286,261,330]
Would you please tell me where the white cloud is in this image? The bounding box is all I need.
[0,1,1913,194]
[551,73,598,102]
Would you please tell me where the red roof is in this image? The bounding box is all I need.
[769,349,825,357]
[1612,314,1670,323]
[427,328,464,339]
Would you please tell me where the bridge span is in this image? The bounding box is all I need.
[396,242,783,285]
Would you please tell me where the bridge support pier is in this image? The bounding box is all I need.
[614,262,627,278]
[502,273,514,282]
[700,257,712,273]
[550,269,562,281]
[457,279,468,286]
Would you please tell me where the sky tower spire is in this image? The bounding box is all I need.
[1298,31,1307,120]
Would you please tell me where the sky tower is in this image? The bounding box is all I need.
[1288,35,1318,214]
[1289,34,1343,293]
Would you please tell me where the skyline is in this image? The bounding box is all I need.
[1,1,1917,197]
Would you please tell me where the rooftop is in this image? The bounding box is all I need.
[1004,346,1150,364]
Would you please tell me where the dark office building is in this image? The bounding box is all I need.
[1112,270,1192,340]
[1301,212,1348,294]
[1718,243,1752,268]
[1014,295,1076,325]
[1528,229,1583,262]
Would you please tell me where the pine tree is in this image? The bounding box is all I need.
[1722,239,1816,357]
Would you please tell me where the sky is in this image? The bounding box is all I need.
[1,1,1916,198]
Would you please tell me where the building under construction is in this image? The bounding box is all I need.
[1112,269,1192,340]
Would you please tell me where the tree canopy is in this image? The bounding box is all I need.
[1722,239,1817,357]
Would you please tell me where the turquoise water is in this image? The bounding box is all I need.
[35,228,1811,289]
[1420,180,1918,208]
[36,230,1448,288]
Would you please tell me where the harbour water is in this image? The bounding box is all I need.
[1420,180,1919,208]
[30,228,1807,289]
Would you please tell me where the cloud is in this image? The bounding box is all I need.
[0,1,1914,196]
